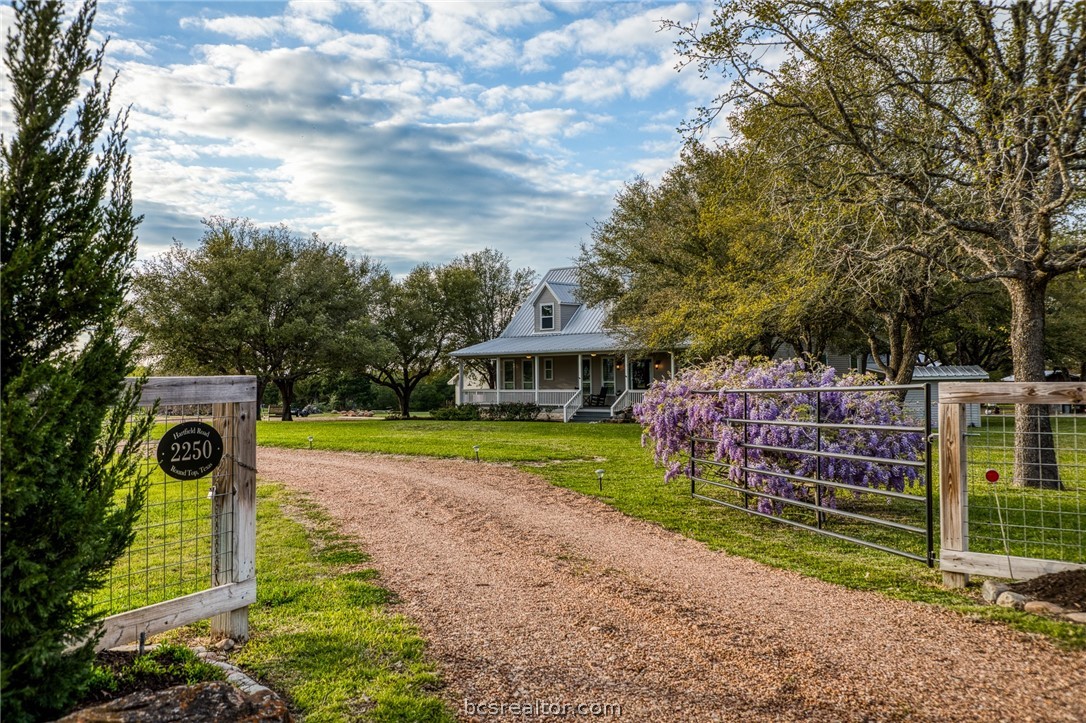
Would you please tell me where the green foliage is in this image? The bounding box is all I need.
[1046,270,1086,376]
[0,1,152,719]
[408,374,455,411]
[129,217,375,420]
[294,371,380,412]
[443,248,535,388]
[361,266,456,417]
[577,145,854,361]
[83,644,225,703]
[669,0,1086,382]
[430,404,483,421]
[482,402,542,422]
[430,403,542,422]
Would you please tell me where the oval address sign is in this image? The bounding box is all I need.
[156,421,224,481]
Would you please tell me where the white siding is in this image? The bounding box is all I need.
[904,384,981,428]
[825,353,853,374]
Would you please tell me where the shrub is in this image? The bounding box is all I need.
[482,402,542,421]
[1,2,152,719]
[431,405,482,421]
[635,357,923,514]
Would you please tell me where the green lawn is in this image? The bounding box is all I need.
[258,418,1086,648]
[964,416,1085,563]
[95,473,216,616]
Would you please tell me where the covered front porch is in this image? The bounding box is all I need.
[454,352,676,422]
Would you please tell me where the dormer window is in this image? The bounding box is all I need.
[540,303,554,330]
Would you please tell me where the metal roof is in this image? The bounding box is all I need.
[542,267,578,284]
[450,333,623,357]
[452,265,663,358]
[547,282,580,304]
[911,365,989,380]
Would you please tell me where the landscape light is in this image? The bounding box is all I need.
[307,435,314,449]
[473,444,480,462]
[595,468,605,491]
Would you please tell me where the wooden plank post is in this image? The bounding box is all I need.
[211,400,256,640]
[939,401,969,588]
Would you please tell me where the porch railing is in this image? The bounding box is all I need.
[563,390,584,422]
[461,388,579,408]
[610,389,646,416]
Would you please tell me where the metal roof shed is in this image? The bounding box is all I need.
[905,365,990,427]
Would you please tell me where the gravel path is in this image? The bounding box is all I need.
[258,448,1086,722]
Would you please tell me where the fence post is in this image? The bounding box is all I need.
[939,401,969,588]
[211,400,256,640]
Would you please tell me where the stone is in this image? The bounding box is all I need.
[1065,612,1086,624]
[996,591,1028,609]
[58,681,292,722]
[981,580,1011,603]
[1024,601,1065,615]
[213,638,235,651]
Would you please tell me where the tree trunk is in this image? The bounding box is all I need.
[398,387,412,418]
[274,378,295,422]
[1004,277,1061,490]
[255,378,268,420]
[888,315,924,401]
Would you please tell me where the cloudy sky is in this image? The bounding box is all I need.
[9,1,726,274]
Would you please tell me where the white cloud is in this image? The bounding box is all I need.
[560,65,628,103]
[522,2,698,70]
[287,0,344,22]
[106,37,154,59]
[317,32,394,60]
[478,83,558,111]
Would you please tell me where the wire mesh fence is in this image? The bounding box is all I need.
[95,402,236,618]
[965,405,1085,566]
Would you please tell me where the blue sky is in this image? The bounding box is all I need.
[6,1,725,275]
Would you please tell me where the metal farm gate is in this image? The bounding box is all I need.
[687,384,934,566]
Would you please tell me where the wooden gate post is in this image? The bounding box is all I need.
[211,400,257,640]
[939,401,969,588]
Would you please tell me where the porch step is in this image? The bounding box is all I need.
[569,407,614,423]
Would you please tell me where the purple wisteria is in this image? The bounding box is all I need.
[634,357,925,515]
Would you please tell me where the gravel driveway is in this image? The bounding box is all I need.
[258,448,1086,722]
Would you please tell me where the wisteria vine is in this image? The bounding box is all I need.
[634,357,925,515]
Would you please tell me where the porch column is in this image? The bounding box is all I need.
[670,351,676,377]
[624,353,630,392]
[534,356,540,404]
[577,354,583,396]
[457,359,465,405]
[496,356,502,403]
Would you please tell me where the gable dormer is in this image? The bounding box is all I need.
[535,287,559,333]
[534,280,582,333]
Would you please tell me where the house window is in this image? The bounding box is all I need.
[503,360,515,389]
[540,303,554,330]
[522,360,534,389]
[543,358,553,381]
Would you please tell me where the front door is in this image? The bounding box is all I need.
[522,360,534,390]
[602,358,615,397]
[632,359,651,389]
[581,358,592,396]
